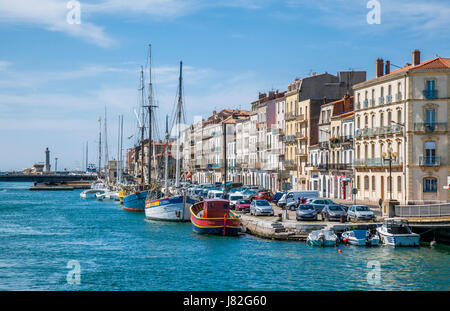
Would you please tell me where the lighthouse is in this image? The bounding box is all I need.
[45,147,51,172]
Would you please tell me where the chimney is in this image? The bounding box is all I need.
[385,60,390,75]
[412,49,421,66]
[376,58,384,78]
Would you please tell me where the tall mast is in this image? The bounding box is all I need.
[104,106,109,173]
[164,114,169,195]
[140,66,145,185]
[98,117,102,176]
[117,115,120,185]
[119,115,123,184]
[85,141,88,172]
[147,44,153,186]
[175,61,183,189]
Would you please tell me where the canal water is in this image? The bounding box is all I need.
[0,182,449,291]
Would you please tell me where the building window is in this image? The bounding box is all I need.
[397,176,402,192]
[380,113,384,127]
[364,176,369,190]
[357,176,360,190]
[388,111,392,125]
[423,178,437,193]
[425,108,436,127]
[397,110,402,124]
[424,141,436,164]
[372,176,376,191]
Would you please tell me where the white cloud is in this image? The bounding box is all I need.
[0,61,12,71]
[0,0,114,47]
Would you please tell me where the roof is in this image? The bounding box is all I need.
[355,57,450,88]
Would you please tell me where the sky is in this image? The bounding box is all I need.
[0,0,449,171]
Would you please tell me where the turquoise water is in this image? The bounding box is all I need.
[0,182,449,291]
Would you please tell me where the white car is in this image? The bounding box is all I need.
[250,200,274,216]
[347,205,375,221]
[228,193,244,209]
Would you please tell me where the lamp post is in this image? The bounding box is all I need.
[382,147,398,201]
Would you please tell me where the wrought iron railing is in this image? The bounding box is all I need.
[419,156,441,166]
[395,203,450,217]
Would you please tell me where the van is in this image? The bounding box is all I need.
[277,190,319,208]
[207,190,224,199]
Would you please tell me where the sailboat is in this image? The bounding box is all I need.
[123,46,155,212]
[145,61,196,221]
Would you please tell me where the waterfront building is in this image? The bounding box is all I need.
[328,95,354,200]
[284,71,366,191]
[353,50,450,204]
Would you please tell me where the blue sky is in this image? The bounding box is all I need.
[0,0,449,171]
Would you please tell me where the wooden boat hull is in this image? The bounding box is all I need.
[122,191,148,212]
[190,202,240,236]
[145,196,197,222]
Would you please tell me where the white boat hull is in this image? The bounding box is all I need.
[145,196,197,222]
[377,229,420,246]
[80,189,107,199]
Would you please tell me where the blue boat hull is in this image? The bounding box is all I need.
[123,191,148,212]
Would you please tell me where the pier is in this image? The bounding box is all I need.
[0,173,97,183]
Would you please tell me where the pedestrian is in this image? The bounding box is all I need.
[378,198,383,210]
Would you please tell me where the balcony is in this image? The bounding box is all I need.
[285,112,296,121]
[284,160,297,170]
[386,95,392,104]
[271,128,284,136]
[296,131,306,139]
[378,96,384,105]
[395,92,402,102]
[319,141,329,149]
[363,99,368,109]
[354,157,403,168]
[355,125,402,138]
[295,148,307,156]
[328,163,353,170]
[423,89,438,99]
[419,156,441,166]
[356,102,361,110]
[284,135,297,143]
[318,164,329,171]
[369,99,375,107]
[414,122,448,133]
[296,114,306,122]
[340,135,353,143]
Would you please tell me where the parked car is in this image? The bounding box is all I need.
[228,194,244,209]
[321,205,347,221]
[296,204,318,221]
[277,190,319,208]
[207,190,224,199]
[250,200,274,216]
[309,199,336,213]
[235,199,251,212]
[254,191,273,202]
[347,205,375,221]
[272,192,286,204]
[242,189,258,201]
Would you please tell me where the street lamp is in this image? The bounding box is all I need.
[382,147,398,201]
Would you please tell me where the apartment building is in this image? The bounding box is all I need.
[353,50,450,204]
[285,71,366,191]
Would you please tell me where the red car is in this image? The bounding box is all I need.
[235,199,251,212]
[254,191,273,202]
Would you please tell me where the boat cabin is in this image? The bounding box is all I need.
[383,218,413,235]
[202,199,230,218]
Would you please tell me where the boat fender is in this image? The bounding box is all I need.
[175,211,181,218]
[343,237,349,243]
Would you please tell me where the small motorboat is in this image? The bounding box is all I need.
[96,191,120,201]
[341,230,380,246]
[377,218,420,247]
[190,199,241,236]
[80,188,107,199]
[307,229,338,246]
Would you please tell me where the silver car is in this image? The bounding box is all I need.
[250,200,274,216]
[347,205,375,221]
